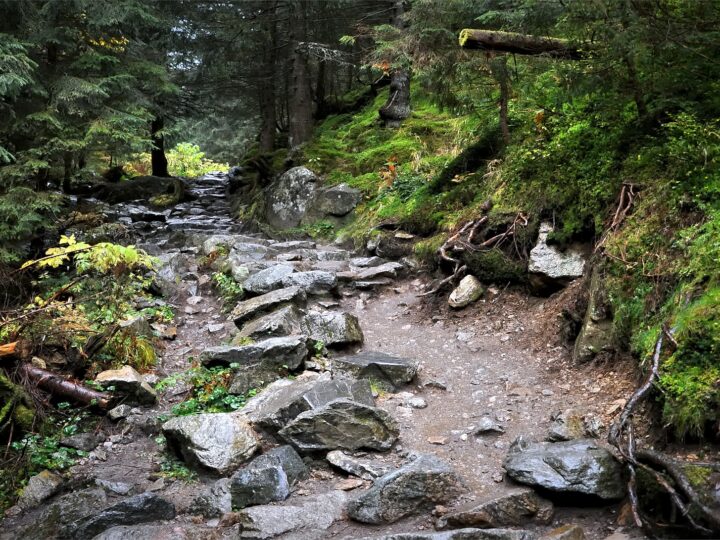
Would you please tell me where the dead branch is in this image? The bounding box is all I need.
[596,183,637,253]
[18,364,111,409]
[0,342,18,358]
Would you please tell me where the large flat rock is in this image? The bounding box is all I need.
[332,351,419,389]
[201,336,308,370]
[231,286,306,327]
[234,305,304,341]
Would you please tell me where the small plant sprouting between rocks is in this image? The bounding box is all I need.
[156,363,256,416]
[211,271,244,310]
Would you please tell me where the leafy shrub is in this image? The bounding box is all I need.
[0,188,62,264]
[211,271,243,309]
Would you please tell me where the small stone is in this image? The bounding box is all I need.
[326,450,394,480]
[336,478,365,491]
[424,380,448,391]
[428,436,447,445]
[407,396,427,409]
[448,275,484,309]
[207,323,226,333]
[187,295,203,305]
[542,389,554,396]
[475,417,505,435]
[96,365,157,405]
[95,479,132,495]
[542,524,586,540]
[60,432,104,452]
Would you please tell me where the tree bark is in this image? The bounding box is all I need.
[379,69,411,127]
[258,4,278,153]
[287,1,314,148]
[151,116,170,177]
[19,364,111,409]
[459,29,585,59]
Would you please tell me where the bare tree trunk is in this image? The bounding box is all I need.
[258,4,278,153]
[287,1,314,148]
[19,364,111,409]
[151,116,170,177]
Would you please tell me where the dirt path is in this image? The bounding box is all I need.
[328,279,642,539]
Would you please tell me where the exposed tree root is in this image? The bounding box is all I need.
[596,183,637,252]
[609,324,720,535]
[420,208,529,297]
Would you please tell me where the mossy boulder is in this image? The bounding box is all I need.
[0,374,35,434]
[573,267,614,363]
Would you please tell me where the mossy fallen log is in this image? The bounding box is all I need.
[459,29,586,59]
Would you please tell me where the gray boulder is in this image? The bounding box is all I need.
[189,478,232,518]
[356,262,404,281]
[528,222,586,286]
[236,490,347,539]
[201,336,308,369]
[243,373,374,432]
[279,398,399,452]
[231,286,306,327]
[313,183,362,217]
[71,493,175,540]
[14,488,107,540]
[60,432,104,452]
[230,445,308,509]
[229,260,273,285]
[350,256,387,268]
[266,166,319,229]
[95,365,157,405]
[326,450,394,480]
[301,310,363,347]
[503,438,625,500]
[230,242,277,261]
[243,264,295,295]
[436,488,553,529]
[281,271,338,295]
[448,275,484,309]
[348,454,464,524]
[235,306,304,341]
[162,412,259,474]
[272,240,317,251]
[15,470,63,511]
[332,351,418,390]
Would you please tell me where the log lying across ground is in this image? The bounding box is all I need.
[459,29,586,59]
[19,364,111,409]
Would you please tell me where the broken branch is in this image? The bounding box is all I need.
[18,364,111,409]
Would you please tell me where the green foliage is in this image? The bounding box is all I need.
[0,188,62,264]
[157,364,255,416]
[211,271,244,309]
[157,454,197,482]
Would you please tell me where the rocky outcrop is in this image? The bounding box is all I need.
[332,351,419,390]
[235,490,348,539]
[301,310,364,347]
[265,166,319,229]
[230,445,308,509]
[436,488,553,529]
[348,454,464,524]
[528,223,586,291]
[503,438,625,500]
[278,398,399,452]
[162,413,259,474]
[448,275,484,309]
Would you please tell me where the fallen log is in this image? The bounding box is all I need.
[0,342,18,358]
[459,29,586,59]
[19,364,111,409]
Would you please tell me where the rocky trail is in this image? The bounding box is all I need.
[3,173,646,540]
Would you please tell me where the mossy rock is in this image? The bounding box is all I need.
[463,248,527,284]
[0,374,35,434]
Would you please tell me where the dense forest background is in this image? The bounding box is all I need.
[2,0,720,531]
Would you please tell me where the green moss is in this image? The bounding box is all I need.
[463,248,527,283]
[413,234,445,268]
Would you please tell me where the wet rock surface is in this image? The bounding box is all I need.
[332,351,419,389]
[347,454,464,524]
[162,412,259,474]
[503,438,625,500]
